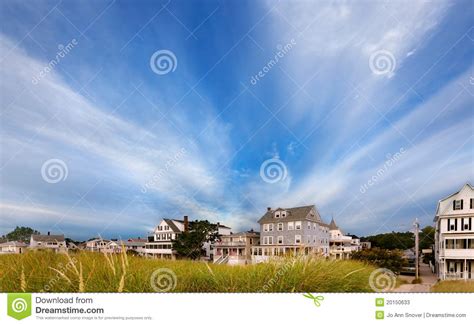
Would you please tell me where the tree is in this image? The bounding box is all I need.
[172,220,219,259]
[5,226,40,243]
[352,248,406,273]
[419,226,435,250]
[361,231,414,250]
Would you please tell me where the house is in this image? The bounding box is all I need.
[434,183,474,280]
[0,241,28,254]
[348,234,362,252]
[361,241,372,250]
[251,205,330,263]
[213,230,260,265]
[145,217,188,259]
[328,218,353,259]
[30,233,67,252]
[85,238,110,252]
[145,216,231,260]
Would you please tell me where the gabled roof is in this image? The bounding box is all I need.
[257,205,328,225]
[434,183,474,221]
[163,219,182,233]
[31,234,65,242]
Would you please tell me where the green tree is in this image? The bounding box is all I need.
[172,220,219,259]
[419,226,435,250]
[361,231,414,250]
[5,226,40,243]
[352,248,406,273]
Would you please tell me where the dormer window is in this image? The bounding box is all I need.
[453,200,463,210]
[275,211,280,218]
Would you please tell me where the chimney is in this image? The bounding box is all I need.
[267,207,271,212]
[184,216,189,232]
[47,231,50,236]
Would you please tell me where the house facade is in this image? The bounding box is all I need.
[251,205,330,263]
[329,218,353,259]
[30,233,67,252]
[213,230,260,265]
[434,183,474,280]
[0,241,27,254]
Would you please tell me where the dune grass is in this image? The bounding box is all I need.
[0,250,379,293]
[431,280,474,293]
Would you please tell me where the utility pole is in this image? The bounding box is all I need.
[414,218,420,280]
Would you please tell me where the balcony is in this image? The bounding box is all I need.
[439,249,474,258]
[214,241,247,247]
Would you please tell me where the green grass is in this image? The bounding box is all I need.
[0,251,379,293]
[431,280,474,293]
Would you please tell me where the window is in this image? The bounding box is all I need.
[275,212,280,218]
[295,235,301,244]
[307,222,311,230]
[295,221,301,230]
[446,239,455,249]
[263,224,269,232]
[471,198,474,209]
[453,199,463,210]
[263,237,268,245]
[269,224,274,232]
[288,222,294,230]
[278,223,283,231]
[468,239,474,249]
[268,236,273,245]
[277,236,283,244]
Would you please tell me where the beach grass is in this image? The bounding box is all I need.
[0,250,378,293]
[431,280,474,293]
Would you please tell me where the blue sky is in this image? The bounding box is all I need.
[0,0,473,240]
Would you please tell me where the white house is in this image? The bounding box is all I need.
[434,183,474,280]
[30,233,67,252]
[0,241,28,254]
[145,216,231,259]
[328,218,353,259]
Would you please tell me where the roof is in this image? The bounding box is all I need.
[31,234,65,242]
[226,231,260,237]
[328,218,338,230]
[350,234,359,239]
[164,219,182,233]
[434,183,474,221]
[257,205,328,225]
[0,241,28,247]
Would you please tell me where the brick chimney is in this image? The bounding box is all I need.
[47,231,50,236]
[267,207,271,212]
[184,216,189,232]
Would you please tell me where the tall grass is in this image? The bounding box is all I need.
[0,250,378,293]
[432,281,474,293]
